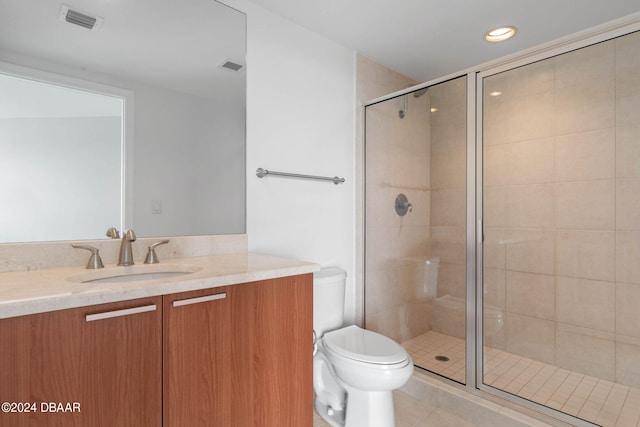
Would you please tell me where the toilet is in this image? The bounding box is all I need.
[424,258,504,339]
[313,267,414,427]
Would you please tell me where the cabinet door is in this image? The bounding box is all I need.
[0,297,162,427]
[253,274,313,426]
[164,275,313,427]
[163,284,254,426]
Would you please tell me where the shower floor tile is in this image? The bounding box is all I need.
[402,331,640,427]
[403,330,466,383]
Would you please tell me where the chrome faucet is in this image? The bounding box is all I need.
[117,229,137,266]
[105,227,120,239]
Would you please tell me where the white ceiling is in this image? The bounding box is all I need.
[4,0,640,95]
[0,0,246,100]
[247,0,640,82]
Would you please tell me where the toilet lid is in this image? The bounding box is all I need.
[323,325,408,365]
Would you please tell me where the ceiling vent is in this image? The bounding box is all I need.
[59,5,103,31]
[220,60,243,71]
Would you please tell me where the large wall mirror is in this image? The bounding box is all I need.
[0,0,246,243]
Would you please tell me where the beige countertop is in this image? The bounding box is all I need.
[0,252,319,319]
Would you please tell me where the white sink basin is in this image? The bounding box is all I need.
[68,264,202,284]
[83,271,192,283]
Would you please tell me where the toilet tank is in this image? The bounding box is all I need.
[313,267,347,337]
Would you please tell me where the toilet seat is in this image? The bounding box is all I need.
[322,325,408,365]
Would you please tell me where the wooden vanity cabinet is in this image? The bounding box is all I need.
[0,273,312,427]
[163,274,313,427]
[0,296,162,427]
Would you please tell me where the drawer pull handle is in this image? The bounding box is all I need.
[172,293,227,307]
[85,304,157,322]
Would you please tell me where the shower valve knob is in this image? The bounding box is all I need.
[395,193,412,216]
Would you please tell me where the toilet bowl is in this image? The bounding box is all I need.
[313,268,413,427]
[323,326,414,391]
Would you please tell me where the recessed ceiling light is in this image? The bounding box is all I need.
[430,107,438,113]
[489,91,502,97]
[484,26,517,43]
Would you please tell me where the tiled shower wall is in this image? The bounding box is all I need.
[357,54,418,326]
[428,78,468,301]
[363,59,432,343]
[364,72,468,345]
[483,31,640,388]
[426,77,468,340]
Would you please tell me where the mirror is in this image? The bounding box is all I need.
[0,0,246,243]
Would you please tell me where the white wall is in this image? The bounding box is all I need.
[133,83,245,237]
[224,0,357,322]
[0,116,121,242]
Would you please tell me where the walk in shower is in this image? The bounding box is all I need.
[364,28,640,427]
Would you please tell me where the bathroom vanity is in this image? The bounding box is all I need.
[0,253,315,426]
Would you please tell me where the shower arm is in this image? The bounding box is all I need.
[398,94,408,119]
[399,86,429,118]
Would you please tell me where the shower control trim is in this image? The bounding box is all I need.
[395,194,412,216]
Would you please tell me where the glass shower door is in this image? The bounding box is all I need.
[364,76,468,384]
[481,31,640,426]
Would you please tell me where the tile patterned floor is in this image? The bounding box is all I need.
[402,331,640,427]
[403,331,466,384]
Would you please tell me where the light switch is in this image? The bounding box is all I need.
[152,200,162,214]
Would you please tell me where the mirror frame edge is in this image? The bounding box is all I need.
[0,59,134,242]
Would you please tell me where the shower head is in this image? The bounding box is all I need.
[399,87,429,118]
[413,87,429,98]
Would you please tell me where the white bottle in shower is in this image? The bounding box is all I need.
[416,258,439,301]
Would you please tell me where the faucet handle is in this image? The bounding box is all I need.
[144,240,170,264]
[123,229,136,241]
[105,227,120,239]
[72,244,104,269]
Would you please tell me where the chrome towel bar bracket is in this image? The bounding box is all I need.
[256,168,345,185]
